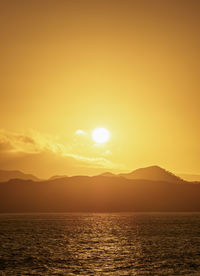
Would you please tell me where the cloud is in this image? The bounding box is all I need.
[63,152,115,169]
[0,129,62,154]
[0,129,123,177]
[75,129,87,136]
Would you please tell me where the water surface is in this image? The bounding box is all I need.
[0,213,200,275]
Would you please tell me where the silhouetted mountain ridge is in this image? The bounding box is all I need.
[98,172,120,178]
[0,171,200,212]
[49,175,68,180]
[0,169,40,182]
[0,166,186,183]
[119,166,183,183]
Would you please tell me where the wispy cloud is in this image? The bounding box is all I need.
[63,152,116,169]
[0,129,123,174]
[0,129,63,154]
[75,129,87,136]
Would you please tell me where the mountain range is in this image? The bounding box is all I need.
[0,165,200,212]
[0,169,40,182]
[0,166,198,183]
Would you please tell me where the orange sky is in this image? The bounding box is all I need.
[0,0,199,178]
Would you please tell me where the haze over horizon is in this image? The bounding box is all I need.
[0,0,200,178]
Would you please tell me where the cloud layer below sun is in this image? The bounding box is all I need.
[0,129,124,178]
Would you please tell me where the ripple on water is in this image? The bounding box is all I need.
[0,213,200,275]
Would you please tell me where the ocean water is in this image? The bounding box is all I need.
[0,213,200,275]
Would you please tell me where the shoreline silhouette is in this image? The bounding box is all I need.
[1,166,200,213]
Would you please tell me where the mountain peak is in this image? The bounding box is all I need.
[119,165,183,183]
[99,172,119,178]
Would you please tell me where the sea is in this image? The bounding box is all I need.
[0,213,200,275]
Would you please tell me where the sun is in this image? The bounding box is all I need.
[92,127,110,143]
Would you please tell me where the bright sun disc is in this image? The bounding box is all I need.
[92,127,110,143]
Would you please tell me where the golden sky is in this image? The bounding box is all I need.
[0,0,199,178]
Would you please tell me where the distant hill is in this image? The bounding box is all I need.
[98,172,120,178]
[49,175,68,180]
[0,170,40,182]
[119,166,183,183]
[0,174,200,212]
